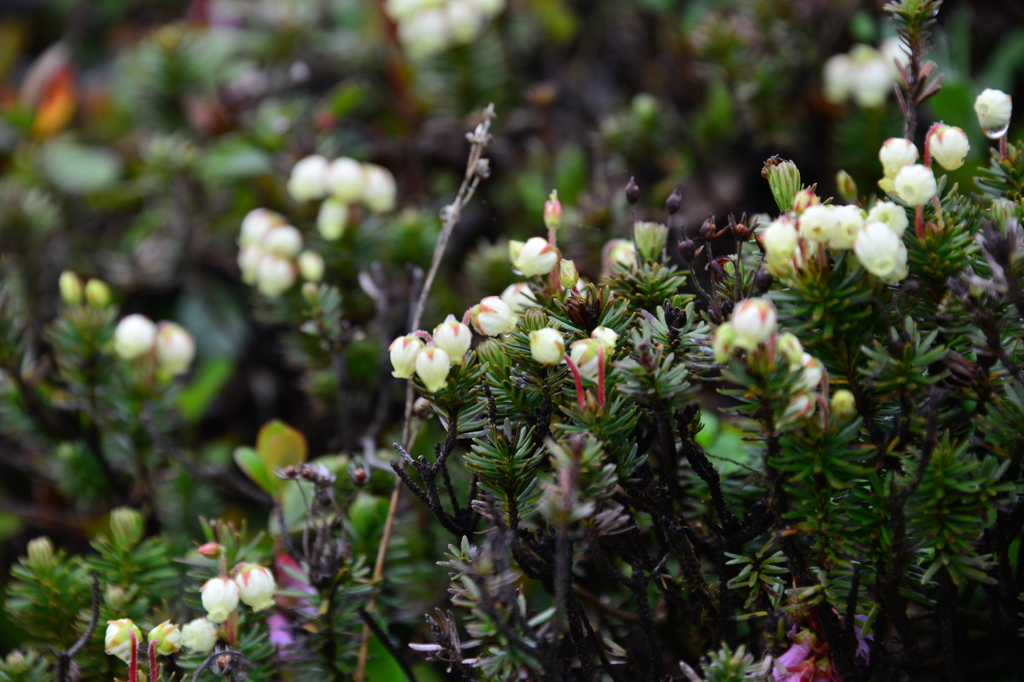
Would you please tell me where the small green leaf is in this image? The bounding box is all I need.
[233,445,273,495]
[255,420,308,494]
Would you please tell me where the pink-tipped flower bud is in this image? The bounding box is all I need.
[893,164,936,207]
[235,564,276,612]
[792,188,820,214]
[928,125,970,171]
[389,335,425,379]
[975,88,1012,136]
[729,298,777,351]
[796,353,825,392]
[529,328,565,365]
[879,138,919,178]
[470,296,517,336]
[776,333,804,365]
[782,393,816,423]
[569,338,602,381]
[511,237,559,277]
[197,542,222,558]
[148,621,182,656]
[155,322,196,378]
[432,315,472,364]
[200,577,240,624]
[114,314,157,360]
[500,283,538,316]
[415,346,452,393]
[544,190,562,230]
[104,618,142,663]
[180,618,219,653]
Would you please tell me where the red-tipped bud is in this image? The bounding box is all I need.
[197,542,222,559]
[544,190,562,230]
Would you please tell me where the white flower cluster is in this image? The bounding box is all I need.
[384,0,506,60]
[236,208,325,297]
[113,315,196,377]
[823,39,908,108]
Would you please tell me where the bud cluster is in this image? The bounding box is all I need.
[823,39,907,109]
[236,208,326,297]
[113,314,196,378]
[287,155,396,215]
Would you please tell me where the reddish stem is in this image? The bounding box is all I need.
[597,345,606,408]
[922,122,942,169]
[149,640,158,682]
[1001,134,1008,159]
[564,356,586,409]
[915,205,924,240]
[128,631,138,682]
[228,608,238,649]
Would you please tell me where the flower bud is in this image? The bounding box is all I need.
[881,242,908,284]
[558,259,579,289]
[835,170,858,202]
[351,467,369,486]
[975,88,1012,137]
[85,279,112,309]
[854,221,904,278]
[760,216,799,260]
[470,296,516,336]
[798,205,836,244]
[530,328,565,365]
[796,353,825,392]
[389,335,425,379]
[591,326,618,352]
[634,221,668,262]
[240,208,284,247]
[893,164,936,206]
[605,239,637,269]
[105,619,142,663]
[298,250,325,282]
[776,333,803,365]
[712,323,737,363]
[114,314,157,360]
[432,315,472,364]
[879,138,919,178]
[327,157,364,203]
[791,188,820,214]
[762,158,801,212]
[110,507,144,547]
[544,190,562,230]
[238,245,265,285]
[928,125,970,171]
[990,198,1019,233]
[148,621,182,656]
[782,393,816,423]
[197,542,222,558]
[729,298,777,351]
[822,53,852,104]
[317,198,348,241]
[5,652,26,674]
[866,201,909,237]
[753,266,773,293]
[508,239,524,263]
[26,537,55,570]
[287,154,330,202]
[263,225,303,259]
[362,164,397,213]
[155,323,196,378]
[624,176,640,205]
[235,564,276,611]
[59,271,82,305]
[500,283,538,315]
[105,585,128,610]
[415,346,451,393]
[829,205,865,250]
[181,618,219,653]
[831,389,857,419]
[511,237,559,277]
[569,338,602,381]
[256,256,296,297]
[201,577,240,624]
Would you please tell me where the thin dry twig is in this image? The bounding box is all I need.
[354,104,497,682]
